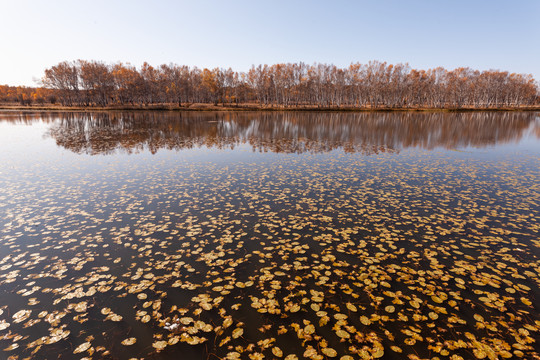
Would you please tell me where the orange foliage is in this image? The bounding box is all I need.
[4,60,539,108]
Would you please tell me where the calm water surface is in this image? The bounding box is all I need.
[0,111,539,360]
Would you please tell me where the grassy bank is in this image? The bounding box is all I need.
[1,103,540,112]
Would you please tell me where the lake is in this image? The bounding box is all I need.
[0,111,539,360]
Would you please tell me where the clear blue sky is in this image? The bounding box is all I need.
[1,0,539,86]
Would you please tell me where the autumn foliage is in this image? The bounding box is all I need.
[0,85,55,105]
[2,60,539,108]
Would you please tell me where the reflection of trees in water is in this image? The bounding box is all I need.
[2,111,539,155]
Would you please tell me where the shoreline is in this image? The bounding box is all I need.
[1,104,539,113]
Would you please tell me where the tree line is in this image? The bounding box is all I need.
[3,60,539,108]
[0,85,55,105]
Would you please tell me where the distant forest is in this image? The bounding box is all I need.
[1,60,539,108]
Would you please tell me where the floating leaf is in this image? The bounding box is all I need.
[121,337,136,346]
[304,324,315,335]
[152,340,167,350]
[232,327,244,339]
[73,342,91,354]
[272,347,283,357]
[284,355,298,360]
[322,348,337,357]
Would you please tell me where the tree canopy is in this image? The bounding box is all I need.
[3,60,538,108]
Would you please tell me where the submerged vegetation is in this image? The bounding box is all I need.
[2,61,539,109]
[0,111,539,360]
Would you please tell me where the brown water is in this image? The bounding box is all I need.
[0,111,539,360]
